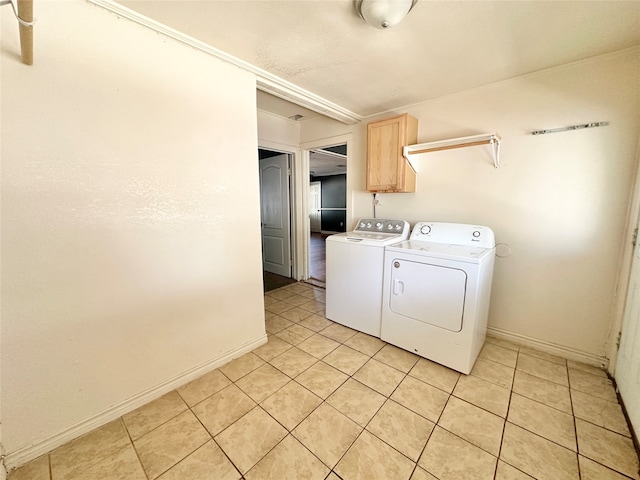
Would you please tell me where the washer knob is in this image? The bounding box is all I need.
[473,231,481,237]
[366,222,372,228]
[420,225,431,235]
[387,224,394,230]
[376,222,383,229]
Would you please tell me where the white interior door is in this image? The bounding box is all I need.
[616,233,640,438]
[260,154,291,277]
[309,181,321,233]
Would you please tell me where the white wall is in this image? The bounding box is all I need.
[302,49,640,362]
[1,0,265,462]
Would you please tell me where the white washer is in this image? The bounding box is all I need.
[381,222,496,374]
[326,218,410,337]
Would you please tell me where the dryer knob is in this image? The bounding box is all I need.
[420,225,431,235]
[473,231,481,237]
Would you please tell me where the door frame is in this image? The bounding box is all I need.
[299,134,353,281]
[258,142,299,279]
[609,138,640,374]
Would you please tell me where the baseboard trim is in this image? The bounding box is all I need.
[487,326,608,369]
[4,334,267,471]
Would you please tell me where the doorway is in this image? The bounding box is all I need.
[259,149,296,291]
[308,144,347,286]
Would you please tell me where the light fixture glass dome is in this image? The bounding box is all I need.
[356,0,417,29]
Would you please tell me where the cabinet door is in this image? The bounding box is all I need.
[366,114,417,193]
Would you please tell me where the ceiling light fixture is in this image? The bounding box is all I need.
[356,0,417,29]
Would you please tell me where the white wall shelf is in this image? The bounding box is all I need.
[403,133,502,169]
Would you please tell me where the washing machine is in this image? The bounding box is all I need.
[326,218,410,337]
[381,222,496,374]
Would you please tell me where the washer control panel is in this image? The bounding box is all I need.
[355,219,409,235]
[410,222,495,248]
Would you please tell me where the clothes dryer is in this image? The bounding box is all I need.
[381,222,496,374]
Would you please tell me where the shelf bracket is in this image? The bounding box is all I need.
[403,133,502,169]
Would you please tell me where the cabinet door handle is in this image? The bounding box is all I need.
[393,279,404,295]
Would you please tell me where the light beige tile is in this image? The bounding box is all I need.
[335,430,415,480]
[260,381,322,430]
[439,396,504,456]
[507,393,576,451]
[495,461,535,479]
[575,418,639,479]
[76,444,145,480]
[7,455,49,480]
[296,333,340,359]
[252,335,293,362]
[326,473,342,480]
[50,419,130,480]
[263,295,280,306]
[192,383,256,436]
[479,343,518,368]
[214,407,287,474]
[470,357,515,389]
[373,344,420,373]
[567,360,608,378]
[287,283,313,295]
[267,289,297,301]
[269,346,317,377]
[500,423,579,480]
[419,426,497,480]
[452,374,511,417]
[353,358,405,397]
[280,306,314,322]
[327,378,386,426]
[265,315,295,334]
[571,390,630,436]
[579,455,637,480]
[265,300,295,314]
[123,391,188,440]
[569,368,617,402]
[367,400,434,461]
[344,332,386,356]
[516,353,569,386]
[235,363,290,403]
[275,324,315,346]
[512,370,572,413]
[411,467,439,480]
[485,336,520,352]
[134,410,210,479]
[298,314,333,332]
[295,361,349,399]
[219,353,265,382]
[519,346,567,366]
[292,403,362,468]
[391,375,449,422]
[323,345,369,375]
[245,435,329,480]
[177,369,232,407]
[300,288,326,301]
[281,294,312,307]
[157,441,239,480]
[319,323,358,343]
[299,299,325,313]
[409,358,460,393]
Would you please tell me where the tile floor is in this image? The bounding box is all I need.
[9,281,640,480]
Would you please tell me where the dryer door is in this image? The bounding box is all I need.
[389,259,467,332]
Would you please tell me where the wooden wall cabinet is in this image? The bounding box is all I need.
[366,113,418,193]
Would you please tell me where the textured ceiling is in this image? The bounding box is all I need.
[119,0,640,120]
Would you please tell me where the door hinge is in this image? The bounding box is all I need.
[633,228,638,246]
[616,331,622,350]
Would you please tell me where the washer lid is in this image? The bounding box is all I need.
[328,231,409,246]
[386,240,495,263]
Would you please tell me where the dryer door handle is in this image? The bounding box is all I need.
[393,279,404,295]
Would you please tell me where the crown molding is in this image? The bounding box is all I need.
[87,0,362,125]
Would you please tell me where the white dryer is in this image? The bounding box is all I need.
[381,222,496,374]
[326,219,410,337]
